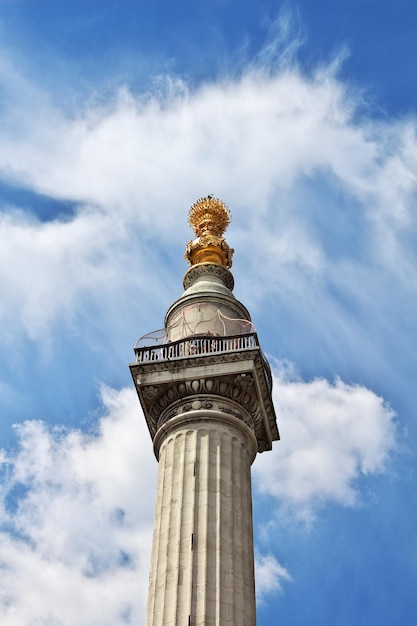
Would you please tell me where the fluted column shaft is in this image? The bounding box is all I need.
[146,410,258,626]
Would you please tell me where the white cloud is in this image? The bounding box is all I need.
[0,386,156,626]
[255,553,292,600]
[253,364,397,522]
[0,373,398,622]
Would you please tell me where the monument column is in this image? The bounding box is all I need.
[130,197,279,626]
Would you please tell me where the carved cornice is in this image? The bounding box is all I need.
[130,345,278,453]
[135,375,269,453]
[182,263,235,291]
[156,395,255,435]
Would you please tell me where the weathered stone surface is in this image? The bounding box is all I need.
[146,413,257,626]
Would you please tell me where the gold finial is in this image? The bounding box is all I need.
[185,196,234,268]
[188,195,231,237]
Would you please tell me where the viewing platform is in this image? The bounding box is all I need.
[134,331,256,362]
[133,331,273,393]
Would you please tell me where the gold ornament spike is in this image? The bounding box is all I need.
[185,196,234,269]
[188,196,231,237]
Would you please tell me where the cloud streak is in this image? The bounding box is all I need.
[0,57,415,338]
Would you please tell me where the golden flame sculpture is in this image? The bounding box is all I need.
[185,196,234,268]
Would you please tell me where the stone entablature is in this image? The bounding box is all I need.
[130,343,279,454]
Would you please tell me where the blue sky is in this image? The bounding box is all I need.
[0,1,416,624]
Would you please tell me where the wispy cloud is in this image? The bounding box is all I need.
[255,552,292,600]
[0,59,415,345]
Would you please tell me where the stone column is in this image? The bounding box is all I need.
[146,408,258,626]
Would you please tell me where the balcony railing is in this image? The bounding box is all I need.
[134,331,273,393]
[134,332,258,364]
